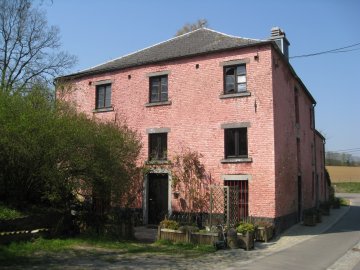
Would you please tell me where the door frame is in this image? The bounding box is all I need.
[143,169,172,225]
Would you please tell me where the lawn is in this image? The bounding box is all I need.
[0,236,215,266]
[333,182,360,193]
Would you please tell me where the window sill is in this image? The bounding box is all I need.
[146,160,170,165]
[145,101,172,107]
[221,157,252,164]
[219,92,251,99]
[92,107,114,113]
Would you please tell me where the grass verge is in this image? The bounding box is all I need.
[333,182,360,193]
[0,236,215,265]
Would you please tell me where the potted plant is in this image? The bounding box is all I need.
[303,208,317,226]
[320,201,330,216]
[332,197,341,209]
[315,209,322,223]
[236,222,255,250]
[254,220,274,242]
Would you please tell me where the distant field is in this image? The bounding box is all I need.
[327,166,360,183]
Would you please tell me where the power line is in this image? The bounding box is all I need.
[290,42,360,59]
[328,148,360,154]
[331,147,360,152]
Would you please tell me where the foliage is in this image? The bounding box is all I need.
[339,197,350,206]
[178,225,199,233]
[160,218,179,230]
[0,0,76,93]
[0,86,141,216]
[325,151,360,166]
[175,19,209,36]
[0,203,24,220]
[171,149,210,216]
[254,219,273,228]
[333,182,360,193]
[236,222,255,234]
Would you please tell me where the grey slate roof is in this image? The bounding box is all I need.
[61,28,267,79]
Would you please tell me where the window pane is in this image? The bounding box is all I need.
[97,86,105,108]
[237,65,246,75]
[150,85,159,102]
[238,128,248,156]
[149,133,167,160]
[225,67,235,76]
[151,93,159,102]
[237,75,246,83]
[161,76,168,86]
[225,128,248,158]
[160,76,168,101]
[161,91,168,101]
[225,75,235,93]
[237,83,246,92]
[161,133,167,159]
[105,85,111,107]
[150,77,161,102]
[225,129,236,158]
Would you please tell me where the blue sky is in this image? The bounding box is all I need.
[41,0,360,154]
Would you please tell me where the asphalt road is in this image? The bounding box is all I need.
[238,193,360,270]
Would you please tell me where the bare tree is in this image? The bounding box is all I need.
[0,0,76,93]
[175,19,209,37]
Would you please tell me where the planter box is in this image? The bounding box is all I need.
[255,226,274,242]
[303,214,317,226]
[191,232,219,245]
[315,211,322,223]
[237,232,254,251]
[157,228,218,245]
[320,206,330,216]
[158,228,188,242]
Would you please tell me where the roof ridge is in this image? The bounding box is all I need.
[202,27,264,42]
[76,28,207,74]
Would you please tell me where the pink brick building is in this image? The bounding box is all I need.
[58,27,328,231]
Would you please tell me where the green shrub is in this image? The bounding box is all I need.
[159,219,179,230]
[0,204,24,220]
[178,225,199,233]
[254,219,273,228]
[236,222,255,234]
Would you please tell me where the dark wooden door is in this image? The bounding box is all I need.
[148,174,168,225]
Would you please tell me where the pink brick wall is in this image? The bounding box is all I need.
[61,45,277,218]
[315,132,327,202]
[60,43,324,222]
[272,47,322,217]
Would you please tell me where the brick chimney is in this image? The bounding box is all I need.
[269,27,290,59]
